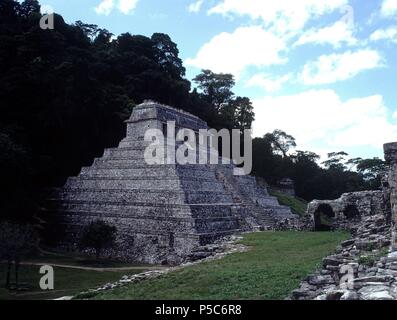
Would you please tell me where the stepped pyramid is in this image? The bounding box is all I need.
[44,101,296,264]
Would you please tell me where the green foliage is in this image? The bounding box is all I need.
[358,247,389,267]
[264,130,296,158]
[358,255,376,267]
[322,152,349,170]
[269,191,308,216]
[0,222,38,261]
[192,70,255,130]
[87,231,349,300]
[193,69,235,111]
[78,221,117,260]
[252,132,384,201]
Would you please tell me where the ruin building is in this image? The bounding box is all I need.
[308,141,397,250]
[43,101,297,264]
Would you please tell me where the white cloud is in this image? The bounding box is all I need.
[370,26,397,42]
[188,0,204,13]
[381,0,397,17]
[95,0,138,15]
[300,49,383,85]
[208,0,348,33]
[185,26,287,76]
[393,111,397,118]
[117,0,138,14]
[246,73,292,92]
[252,90,397,156]
[294,21,357,48]
[95,0,115,16]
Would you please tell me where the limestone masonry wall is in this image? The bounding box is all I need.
[308,191,387,231]
[384,142,397,251]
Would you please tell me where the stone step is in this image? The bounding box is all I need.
[65,176,226,191]
[79,166,217,179]
[46,211,241,234]
[93,157,153,166]
[103,146,221,160]
[51,188,235,204]
[44,200,241,218]
[92,157,229,168]
[45,209,241,222]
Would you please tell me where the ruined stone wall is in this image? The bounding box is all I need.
[271,178,296,197]
[384,142,397,251]
[308,191,387,231]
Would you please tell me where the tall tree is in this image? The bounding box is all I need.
[231,96,255,130]
[322,152,349,170]
[151,33,186,78]
[264,130,297,158]
[193,69,235,111]
[0,222,38,289]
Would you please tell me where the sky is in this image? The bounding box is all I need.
[37,0,397,160]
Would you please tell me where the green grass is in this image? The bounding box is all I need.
[0,264,145,300]
[26,250,150,269]
[0,250,152,300]
[89,231,349,300]
[358,247,389,267]
[270,191,308,216]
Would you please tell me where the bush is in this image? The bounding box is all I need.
[78,220,117,260]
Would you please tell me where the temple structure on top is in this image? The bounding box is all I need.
[43,101,297,264]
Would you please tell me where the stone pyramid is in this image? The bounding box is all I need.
[44,101,296,264]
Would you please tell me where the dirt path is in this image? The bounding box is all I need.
[20,262,167,272]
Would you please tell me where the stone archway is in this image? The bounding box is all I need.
[314,204,335,231]
[343,205,360,220]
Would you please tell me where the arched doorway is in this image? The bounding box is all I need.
[314,204,335,231]
[343,205,360,220]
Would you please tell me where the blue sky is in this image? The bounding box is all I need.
[37,0,397,160]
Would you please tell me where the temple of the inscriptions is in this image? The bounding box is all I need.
[43,101,298,264]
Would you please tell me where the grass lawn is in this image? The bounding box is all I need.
[0,249,152,300]
[26,250,151,269]
[0,264,146,300]
[89,231,349,300]
[270,191,308,216]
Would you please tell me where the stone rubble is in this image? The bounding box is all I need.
[290,215,397,300]
[290,141,397,300]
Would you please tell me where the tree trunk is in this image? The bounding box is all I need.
[96,248,100,260]
[6,260,11,289]
[15,259,20,290]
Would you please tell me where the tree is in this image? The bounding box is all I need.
[355,157,386,189]
[264,130,297,157]
[193,69,235,111]
[0,222,38,289]
[78,220,117,260]
[18,0,40,18]
[322,152,349,170]
[231,96,255,130]
[151,33,186,78]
